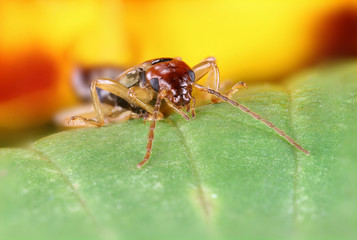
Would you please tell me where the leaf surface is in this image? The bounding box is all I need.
[1,62,357,240]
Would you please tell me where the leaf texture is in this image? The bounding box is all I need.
[1,61,357,240]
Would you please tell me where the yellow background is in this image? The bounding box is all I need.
[0,0,356,129]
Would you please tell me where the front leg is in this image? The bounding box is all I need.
[192,57,247,102]
[192,57,220,91]
[224,81,248,98]
[164,98,190,121]
[136,95,164,168]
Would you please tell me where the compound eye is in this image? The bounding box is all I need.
[188,70,195,82]
[150,78,160,92]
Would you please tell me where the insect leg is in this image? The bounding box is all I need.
[70,78,115,127]
[224,81,248,98]
[193,58,247,100]
[192,57,220,91]
[164,98,190,120]
[192,83,310,155]
[71,78,161,126]
[106,110,140,123]
[190,96,196,119]
[68,108,139,127]
[137,95,163,168]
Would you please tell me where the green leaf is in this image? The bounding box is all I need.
[1,61,357,240]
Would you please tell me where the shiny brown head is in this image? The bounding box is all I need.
[146,59,195,106]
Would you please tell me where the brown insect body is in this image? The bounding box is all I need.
[69,57,310,168]
[145,59,194,106]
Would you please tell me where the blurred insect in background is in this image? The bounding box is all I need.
[67,57,310,168]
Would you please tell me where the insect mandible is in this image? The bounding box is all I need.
[70,57,310,168]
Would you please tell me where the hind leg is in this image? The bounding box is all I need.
[70,78,160,127]
[55,103,139,127]
[69,107,140,127]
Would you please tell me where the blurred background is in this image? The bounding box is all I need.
[1,0,357,146]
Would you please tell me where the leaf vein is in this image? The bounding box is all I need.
[167,118,213,221]
[31,148,99,225]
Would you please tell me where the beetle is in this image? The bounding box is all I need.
[69,57,309,168]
